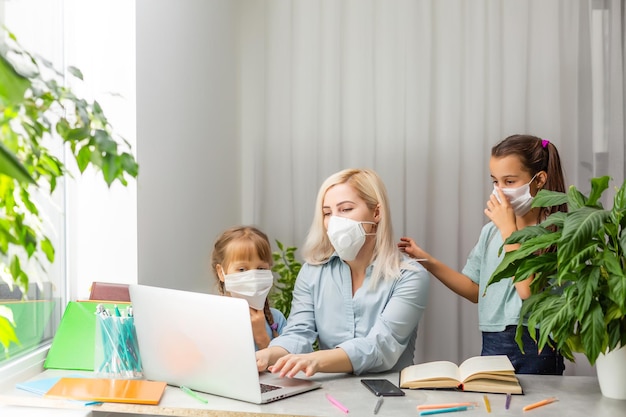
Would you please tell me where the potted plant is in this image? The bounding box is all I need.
[0,29,138,356]
[270,240,301,318]
[489,175,626,399]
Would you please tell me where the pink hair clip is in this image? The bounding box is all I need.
[541,139,550,148]
[270,323,278,331]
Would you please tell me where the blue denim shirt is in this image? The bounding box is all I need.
[269,254,430,374]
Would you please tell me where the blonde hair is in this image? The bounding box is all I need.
[210,225,278,337]
[301,168,405,283]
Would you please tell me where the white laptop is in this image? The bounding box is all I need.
[128,284,321,404]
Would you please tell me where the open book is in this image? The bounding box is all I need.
[400,355,522,394]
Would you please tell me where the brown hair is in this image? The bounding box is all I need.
[211,226,278,337]
[491,134,567,221]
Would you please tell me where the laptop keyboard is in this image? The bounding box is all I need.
[260,383,282,393]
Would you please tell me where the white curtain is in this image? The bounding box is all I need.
[239,0,625,375]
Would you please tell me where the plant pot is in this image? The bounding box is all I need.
[595,344,626,400]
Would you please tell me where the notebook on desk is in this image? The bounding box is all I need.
[128,284,321,404]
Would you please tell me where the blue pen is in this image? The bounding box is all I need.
[419,406,472,416]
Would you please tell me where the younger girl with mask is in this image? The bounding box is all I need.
[255,168,430,377]
[211,225,286,350]
[399,134,567,374]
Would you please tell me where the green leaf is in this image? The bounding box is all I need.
[0,141,35,184]
[587,176,611,207]
[607,320,625,352]
[489,233,560,285]
[503,225,552,245]
[67,66,83,80]
[611,181,626,226]
[604,271,626,312]
[567,185,587,210]
[94,129,118,154]
[0,308,20,352]
[532,189,568,208]
[120,153,139,177]
[39,153,63,177]
[540,211,566,230]
[9,255,22,283]
[574,268,599,321]
[65,127,90,142]
[41,236,55,262]
[558,208,610,263]
[76,145,92,173]
[620,228,626,260]
[18,188,38,215]
[55,118,71,138]
[102,153,118,186]
[514,252,557,283]
[0,54,30,106]
[579,302,607,365]
[558,243,599,282]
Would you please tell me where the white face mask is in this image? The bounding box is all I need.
[492,174,538,216]
[223,269,273,310]
[326,215,376,261]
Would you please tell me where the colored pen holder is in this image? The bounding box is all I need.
[94,312,143,379]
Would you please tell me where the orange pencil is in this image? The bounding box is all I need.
[417,402,479,410]
[523,397,558,411]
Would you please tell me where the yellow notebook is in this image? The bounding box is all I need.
[44,377,167,405]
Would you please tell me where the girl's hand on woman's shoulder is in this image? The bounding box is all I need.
[398,237,429,261]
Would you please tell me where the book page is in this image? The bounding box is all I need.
[458,355,514,382]
[463,373,518,384]
[400,361,461,385]
[462,378,523,395]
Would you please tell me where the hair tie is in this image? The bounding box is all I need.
[541,139,550,148]
[270,323,278,331]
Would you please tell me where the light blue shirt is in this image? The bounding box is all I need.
[269,254,430,375]
[255,307,287,351]
[462,222,522,332]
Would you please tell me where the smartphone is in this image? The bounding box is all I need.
[360,378,405,397]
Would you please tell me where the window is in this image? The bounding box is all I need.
[0,0,136,371]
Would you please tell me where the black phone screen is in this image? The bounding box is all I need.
[360,379,405,396]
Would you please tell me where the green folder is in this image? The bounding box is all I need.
[44,301,129,371]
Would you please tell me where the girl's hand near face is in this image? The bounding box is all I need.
[486,187,532,299]
[485,187,517,241]
[250,307,271,349]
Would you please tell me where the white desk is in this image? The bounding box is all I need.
[1,369,624,416]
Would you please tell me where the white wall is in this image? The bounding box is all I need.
[135,0,241,293]
[64,0,138,300]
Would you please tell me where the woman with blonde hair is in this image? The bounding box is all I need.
[256,168,429,377]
